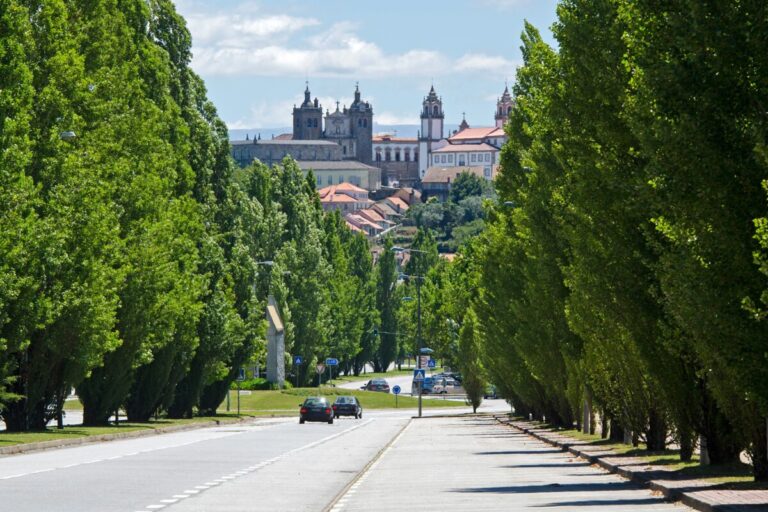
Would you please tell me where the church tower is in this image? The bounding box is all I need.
[349,83,373,164]
[495,84,514,129]
[418,86,444,178]
[293,83,323,140]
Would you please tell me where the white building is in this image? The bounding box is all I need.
[417,85,513,182]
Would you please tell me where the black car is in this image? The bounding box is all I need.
[299,397,334,424]
[361,378,390,393]
[333,396,363,419]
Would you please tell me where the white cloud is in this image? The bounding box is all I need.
[455,53,517,75]
[186,14,320,48]
[375,112,420,125]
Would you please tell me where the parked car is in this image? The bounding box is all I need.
[361,378,390,393]
[299,397,334,424]
[332,396,363,419]
[432,377,463,394]
[414,376,435,395]
[484,384,498,399]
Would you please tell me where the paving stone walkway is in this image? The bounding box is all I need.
[505,419,768,512]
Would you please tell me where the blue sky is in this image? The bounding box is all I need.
[174,0,559,134]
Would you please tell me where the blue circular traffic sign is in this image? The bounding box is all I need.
[392,385,401,395]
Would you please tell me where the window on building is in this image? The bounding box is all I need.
[343,146,347,155]
[307,119,312,127]
[433,105,439,116]
[363,119,368,127]
[339,176,344,184]
[376,151,382,162]
[395,150,401,162]
[327,176,333,185]
[448,155,454,163]
[317,176,321,185]
[485,167,491,178]
[385,149,391,162]
[471,154,476,162]
[485,153,491,162]
[314,118,319,128]
[404,149,410,162]
[414,151,419,162]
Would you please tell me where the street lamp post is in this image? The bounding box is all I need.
[392,245,429,418]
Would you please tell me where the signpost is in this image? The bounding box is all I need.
[325,358,338,385]
[427,358,436,369]
[392,385,401,408]
[293,356,303,389]
[316,363,325,387]
[236,368,245,417]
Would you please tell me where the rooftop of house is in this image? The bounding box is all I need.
[432,142,498,153]
[372,135,419,143]
[449,126,505,141]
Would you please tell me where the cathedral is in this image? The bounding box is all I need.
[230,82,514,192]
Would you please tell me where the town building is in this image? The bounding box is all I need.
[231,83,380,191]
[421,165,499,202]
[372,135,420,187]
[317,183,374,212]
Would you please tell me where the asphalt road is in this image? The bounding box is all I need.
[0,406,692,512]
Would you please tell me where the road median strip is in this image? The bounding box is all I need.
[496,416,768,512]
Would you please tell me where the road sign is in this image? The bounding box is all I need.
[418,355,430,368]
[316,363,326,374]
[325,358,339,366]
[237,368,246,381]
[293,355,303,365]
[413,368,425,382]
[427,358,436,369]
[392,385,401,395]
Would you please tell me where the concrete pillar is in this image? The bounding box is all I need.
[266,295,285,388]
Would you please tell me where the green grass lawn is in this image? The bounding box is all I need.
[540,424,759,486]
[0,415,241,448]
[225,387,466,412]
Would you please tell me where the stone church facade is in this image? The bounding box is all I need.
[232,83,374,169]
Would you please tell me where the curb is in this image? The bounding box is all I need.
[496,417,724,512]
[0,416,265,457]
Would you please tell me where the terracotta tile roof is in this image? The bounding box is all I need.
[433,143,498,153]
[372,135,419,143]
[345,221,364,233]
[358,209,386,223]
[386,197,409,211]
[321,192,358,203]
[488,127,505,138]
[449,127,497,141]
[274,133,293,140]
[373,202,400,217]
[346,214,383,231]
[334,182,369,193]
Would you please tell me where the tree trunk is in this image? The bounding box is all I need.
[601,411,609,439]
[679,426,695,462]
[609,417,624,443]
[582,389,592,434]
[750,418,768,482]
[646,407,667,451]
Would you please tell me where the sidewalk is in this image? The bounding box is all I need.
[326,414,691,511]
[504,419,768,512]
